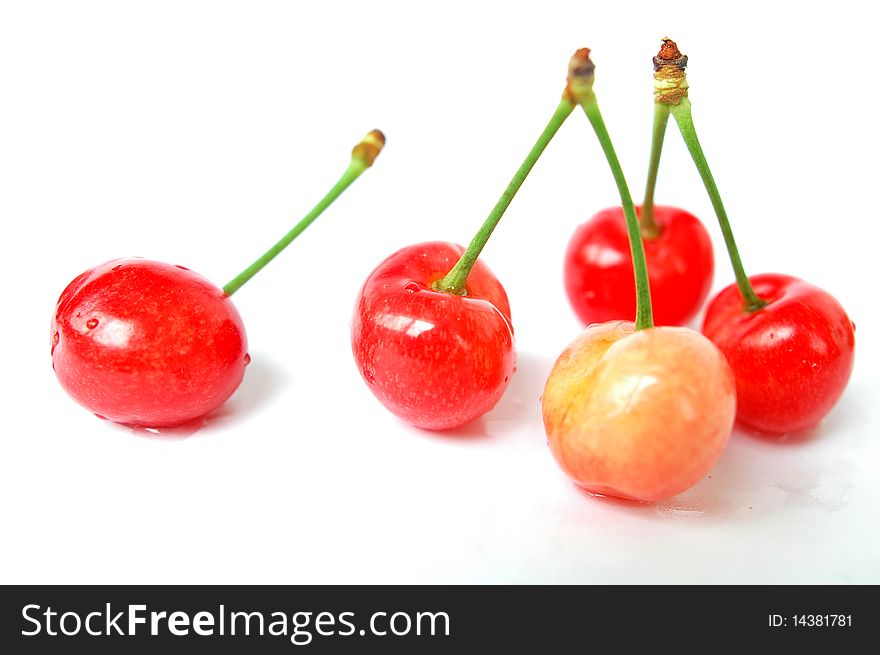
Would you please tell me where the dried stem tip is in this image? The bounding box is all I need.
[657,38,684,63]
[564,48,596,104]
[652,38,688,105]
[653,37,688,70]
[352,129,386,167]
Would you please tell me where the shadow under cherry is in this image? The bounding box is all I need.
[413,349,555,441]
[112,353,289,440]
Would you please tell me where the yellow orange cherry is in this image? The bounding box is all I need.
[542,321,736,502]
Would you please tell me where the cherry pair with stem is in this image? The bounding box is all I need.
[541,50,735,502]
[645,39,855,435]
[52,131,385,428]
[564,43,714,329]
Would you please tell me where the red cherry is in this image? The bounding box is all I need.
[52,259,248,427]
[702,274,855,434]
[50,131,385,428]
[347,76,578,430]
[352,242,515,430]
[564,205,714,326]
[644,40,857,434]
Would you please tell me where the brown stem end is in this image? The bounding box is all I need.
[656,38,684,64]
[564,47,596,104]
[653,38,689,105]
[352,129,386,167]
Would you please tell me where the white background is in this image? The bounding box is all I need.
[1,1,877,584]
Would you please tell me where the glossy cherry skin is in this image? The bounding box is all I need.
[702,274,855,435]
[564,205,714,326]
[51,258,249,427]
[352,241,515,430]
[542,321,735,502]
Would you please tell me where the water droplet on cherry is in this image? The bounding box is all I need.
[244,353,251,366]
[404,281,420,293]
[86,318,99,329]
[362,367,376,384]
[111,264,122,271]
[175,265,190,271]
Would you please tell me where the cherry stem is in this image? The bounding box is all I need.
[223,130,385,296]
[434,99,575,295]
[640,102,670,239]
[669,100,766,311]
[580,97,654,330]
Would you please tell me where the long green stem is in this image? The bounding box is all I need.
[581,98,654,330]
[434,99,575,294]
[223,131,384,296]
[669,99,765,311]
[640,102,670,238]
